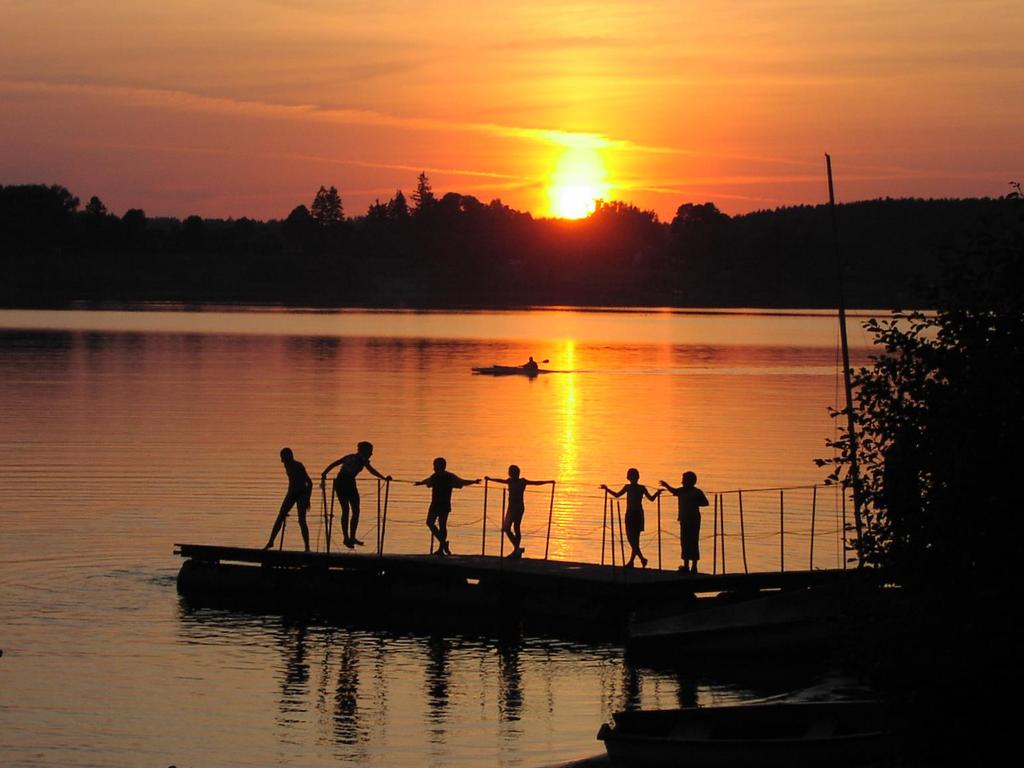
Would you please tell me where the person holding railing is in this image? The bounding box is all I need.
[416,457,480,555]
[265,447,313,551]
[320,441,391,549]
[485,465,552,558]
[660,471,709,573]
[603,468,661,568]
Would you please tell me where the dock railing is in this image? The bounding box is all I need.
[703,485,851,575]
[295,478,853,575]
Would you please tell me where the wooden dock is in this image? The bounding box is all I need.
[175,543,858,638]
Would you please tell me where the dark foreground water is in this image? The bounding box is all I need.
[0,307,870,766]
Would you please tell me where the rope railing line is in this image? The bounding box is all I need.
[318,479,842,504]
[483,523,552,539]
[310,478,833,494]
[786,527,845,538]
[544,526,845,542]
[366,513,427,524]
[310,514,840,535]
[712,483,824,495]
[372,514,610,533]
[710,529,839,541]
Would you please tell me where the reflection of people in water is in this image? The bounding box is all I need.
[334,633,362,746]
[660,471,709,573]
[522,356,539,375]
[320,441,391,549]
[486,465,551,558]
[426,635,451,723]
[265,447,313,551]
[603,468,661,568]
[415,457,480,555]
[280,622,310,702]
[497,639,523,722]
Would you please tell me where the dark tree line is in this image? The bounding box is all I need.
[2,177,1020,308]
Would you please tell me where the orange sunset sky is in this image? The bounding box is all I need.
[1,1,1021,220]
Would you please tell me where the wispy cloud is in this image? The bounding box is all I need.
[493,35,619,51]
[0,78,819,168]
[87,140,534,185]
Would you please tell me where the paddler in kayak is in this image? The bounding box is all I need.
[522,356,539,375]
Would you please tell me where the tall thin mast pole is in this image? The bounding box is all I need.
[826,153,864,567]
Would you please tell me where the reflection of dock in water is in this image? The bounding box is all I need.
[174,544,860,638]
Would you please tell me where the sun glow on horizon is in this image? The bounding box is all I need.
[546,147,610,219]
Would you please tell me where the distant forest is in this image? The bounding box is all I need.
[3,175,1021,309]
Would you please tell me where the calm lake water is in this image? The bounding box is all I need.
[0,307,873,767]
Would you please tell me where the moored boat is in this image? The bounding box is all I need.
[597,700,891,767]
[627,584,845,659]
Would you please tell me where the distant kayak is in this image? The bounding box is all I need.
[472,365,551,377]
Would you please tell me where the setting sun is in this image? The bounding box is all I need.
[546,147,610,219]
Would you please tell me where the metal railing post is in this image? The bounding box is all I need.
[780,489,785,573]
[809,485,817,570]
[601,490,608,566]
[712,493,719,575]
[379,479,390,555]
[738,490,748,574]
[720,493,727,574]
[657,493,662,570]
[617,499,626,566]
[499,488,507,559]
[544,481,556,560]
[482,478,489,556]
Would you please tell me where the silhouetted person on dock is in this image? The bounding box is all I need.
[485,465,550,558]
[265,447,312,551]
[603,468,660,568]
[660,471,709,573]
[321,441,390,549]
[416,457,480,556]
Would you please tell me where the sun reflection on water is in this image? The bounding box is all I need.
[551,340,579,559]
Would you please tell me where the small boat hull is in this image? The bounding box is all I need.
[597,701,891,768]
[472,365,547,377]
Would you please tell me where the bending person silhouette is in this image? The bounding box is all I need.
[265,447,313,551]
[416,457,480,556]
[660,471,709,573]
[321,441,391,549]
[603,468,661,568]
[485,465,550,558]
